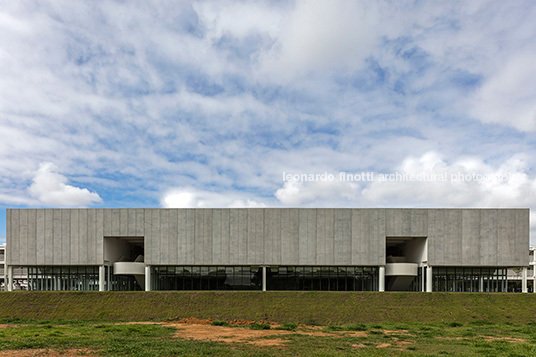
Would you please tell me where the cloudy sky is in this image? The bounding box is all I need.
[1,1,536,243]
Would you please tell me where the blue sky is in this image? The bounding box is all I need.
[1,1,536,243]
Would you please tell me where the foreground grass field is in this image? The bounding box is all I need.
[1,291,536,355]
[1,318,536,356]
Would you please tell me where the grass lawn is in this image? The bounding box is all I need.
[2,291,536,324]
[1,291,536,355]
[1,319,536,356]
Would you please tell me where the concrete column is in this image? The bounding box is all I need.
[378,266,385,292]
[479,276,484,292]
[522,267,528,293]
[421,266,425,292]
[98,266,105,292]
[426,266,433,292]
[7,266,13,292]
[145,265,151,291]
[262,266,267,292]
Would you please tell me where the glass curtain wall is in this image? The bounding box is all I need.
[152,266,378,291]
[27,266,99,291]
[267,266,378,291]
[153,266,262,291]
[432,267,508,292]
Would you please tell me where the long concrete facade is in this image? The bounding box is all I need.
[6,208,529,267]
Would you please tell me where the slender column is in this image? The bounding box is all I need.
[426,266,433,292]
[422,266,425,292]
[98,265,105,291]
[145,265,151,291]
[7,266,13,292]
[262,266,267,292]
[479,276,484,292]
[378,266,385,292]
[522,267,528,293]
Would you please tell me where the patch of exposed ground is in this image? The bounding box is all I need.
[0,349,95,357]
[484,336,527,343]
[160,320,376,347]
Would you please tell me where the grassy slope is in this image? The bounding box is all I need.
[1,291,536,324]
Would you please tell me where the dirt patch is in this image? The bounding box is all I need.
[169,324,292,346]
[172,317,214,325]
[484,336,527,343]
[161,321,368,346]
[0,348,95,356]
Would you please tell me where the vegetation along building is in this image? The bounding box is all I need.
[4,208,531,292]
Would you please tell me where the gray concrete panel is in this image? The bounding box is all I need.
[5,208,529,267]
[247,209,264,264]
[159,209,170,264]
[497,210,515,266]
[264,208,281,265]
[315,209,333,265]
[351,209,369,265]
[44,210,53,265]
[61,210,71,265]
[19,209,28,266]
[281,209,299,265]
[151,209,161,265]
[515,210,530,266]
[119,209,128,236]
[444,210,462,266]
[36,209,45,265]
[103,209,112,237]
[53,210,61,265]
[410,209,428,237]
[111,209,120,236]
[168,209,179,264]
[461,210,480,264]
[194,209,212,264]
[70,210,79,265]
[95,209,104,263]
[79,209,88,265]
[87,209,97,265]
[334,209,352,265]
[230,209,248,264]
[372,209,387,264]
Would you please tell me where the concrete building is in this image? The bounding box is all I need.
[4,208,531,292]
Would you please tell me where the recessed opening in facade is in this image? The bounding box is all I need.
[385,237,427,291]
[104,236,145,291]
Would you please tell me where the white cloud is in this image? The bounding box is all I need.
[361,151,536,208]
[275,180,359,206]
[28,163,102,207]
[471,53,536,131]
[258,0,379,81]
[162,187,266,208]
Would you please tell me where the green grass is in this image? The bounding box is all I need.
[2,291,536,324]
[1,320,536,356]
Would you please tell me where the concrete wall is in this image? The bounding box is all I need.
[6,208,529,267]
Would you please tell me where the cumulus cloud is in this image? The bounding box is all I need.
[28,163,102,207]
[362,152,536,207]
[162,188,266,208]
[258,0,380,81]
[275,180,359,206]
[470,53,536,131]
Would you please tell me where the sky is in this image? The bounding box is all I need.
[1,1,536,244]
